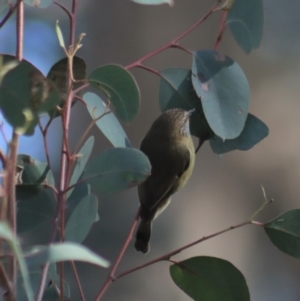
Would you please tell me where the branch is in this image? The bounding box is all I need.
[71,261,86,301]
[214,9,228,50]
[0,262,15,301]
[115,220,251,279]
[125,2,219,70]
[94,208,141,301]
[115,196,273,280]
[72,98,112,155]
[0,0,22,28]
[38,119,52,170]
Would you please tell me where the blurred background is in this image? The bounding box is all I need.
[1,0,300,300]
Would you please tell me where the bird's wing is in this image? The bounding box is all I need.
[138,140,191,215]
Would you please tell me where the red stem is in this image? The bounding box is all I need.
[115,219,261,280]
[16,1,24,61]
[94,208,141,301]
[214,10,227,50]
[125,2,219,70]
[0,0,22,28]
[71,261,86,301]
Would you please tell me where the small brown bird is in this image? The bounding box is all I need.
[135,108,195,254]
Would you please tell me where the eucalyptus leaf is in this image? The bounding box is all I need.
[25,242,109,268]
[68,182,91,210]
[16,154,51,200]
[159,68,213,142]
[83,147,151,193]
[47,56,86,116]
[83,92,131,147]
[226,0,264,54]
[88,64,140,122]
[17,190,55,233]
[264,209,300,259]
[192,50,250,140]
[65,193,98,243]
[0,55,60,134]
[210,113,269,154]
[170,256,250,301]
[67,136,94,198]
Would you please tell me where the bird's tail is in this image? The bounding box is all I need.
[135,219,152,254]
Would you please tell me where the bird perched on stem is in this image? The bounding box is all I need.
[135,108,195,254]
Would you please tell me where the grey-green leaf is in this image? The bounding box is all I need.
[192,50,250,140]
[65,193,98,243]
[16,154,51,200]
[88,64,140,122]
[47,56,86,114]
[159,68,214,142]
[226,0,264,54]
[170,256,250,301]
[264,209,300,259]
[25,242,109,268]
[210,113,269,154]
[83,147,150,193]
[68,182,91,210]
[67,136,94,198]
[17,190,55,233]
[83,92,131,147]
[0,55,60,135]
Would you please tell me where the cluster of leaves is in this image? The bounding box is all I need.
[1,0,300,301]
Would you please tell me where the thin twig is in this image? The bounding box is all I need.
[125,2,219,70]
[248,187,274,221]
[6,132,19,290]
[72,101,112,155]
[0,0,22,28]
[16,1,24,61]
[115,195,273,280]
[53,1,72,20]
[36,0,79,296]
[115,220,251,279]
[0,262,15,301]
[71,261,86,301]
[38,120,51,170]
[94,208,141,301]
[214,9,227,50]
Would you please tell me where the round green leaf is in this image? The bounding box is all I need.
[226,0,264,54]
[264,209,300,259]
[67,136,94,198]
[83,92,131,147]
[17,190,55,233]
[159,68,214,141]
[131,0,173,5]
[0,55,60,135]
[0,55,19,84]
[170,256,250,301]
[210,113,269,154]
[47,56,86,109]
[65,193,98,243]
[192,50,250,140]
[24,0,53,8]
[83,147,151,193]
[88,64,140,122]
[25,242,110,268]
[16,154,51,200]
